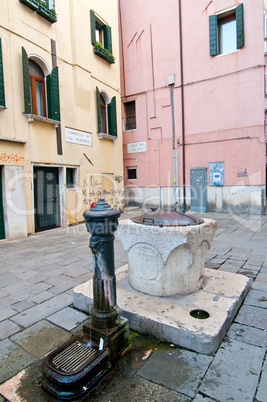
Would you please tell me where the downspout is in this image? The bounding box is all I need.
[118,0,126,97]
[170,83,177,210]
[178,0,186,210]
[51,39,62,156]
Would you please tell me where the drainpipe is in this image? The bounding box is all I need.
[178,0,186,211]
[51,39,62,156]
[168,74,176,210]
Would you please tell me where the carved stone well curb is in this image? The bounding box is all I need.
[116,218,218,296]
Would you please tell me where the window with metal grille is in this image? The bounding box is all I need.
[126,167,137,180]
[66,168,75,188]
[124,101,136,131]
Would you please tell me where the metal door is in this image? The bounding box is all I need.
[0,168,5,239]
[34,167,60,232]
[190,168,207,212]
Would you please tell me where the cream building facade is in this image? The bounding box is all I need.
[0,0,124,240]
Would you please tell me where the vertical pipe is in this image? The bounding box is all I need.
[170,84,176,210]
[178,0,186,210]
[158,140,162,209]
[118,0,126,97]
[150,25,156,118]
[51,39,62,156]
[177,143,180,209]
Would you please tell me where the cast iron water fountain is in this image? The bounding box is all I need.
[41,199,129,400]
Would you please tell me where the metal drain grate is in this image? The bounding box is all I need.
[52,341,99,373]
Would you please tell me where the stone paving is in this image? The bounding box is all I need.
[0,209,266,401]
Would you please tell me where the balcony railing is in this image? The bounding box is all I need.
[19,0,39,11]
[36,3,57,23]
[19,0,57,23]
[93,45,115,64]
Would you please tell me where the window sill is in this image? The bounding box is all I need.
[93,46,115,64]
[214,49,240,57]
[124,128,136,132]
[98,133,117,141]
[0,106,6,112]
[24,113,60,128]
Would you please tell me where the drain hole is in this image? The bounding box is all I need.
[190,309,210,319]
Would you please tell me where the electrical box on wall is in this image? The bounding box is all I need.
[209,162,224,186]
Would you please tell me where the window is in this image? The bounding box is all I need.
[126,167,137,180]
[95,24,104,47]
[0,38,5,108]
[66,168,76,189]
[100,94,107,133]
[22,47,61,121]
[29,60,46,117]
[96,87,117,138]
[46,0,55,9]
[124,101,136,131]
[209,4,244,56]
[90,10,114,64]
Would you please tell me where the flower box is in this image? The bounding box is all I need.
[19,0,39,11]
[37,3,57,23]
[93,46,115,64]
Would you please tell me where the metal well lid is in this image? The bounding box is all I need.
[131,210,204,227]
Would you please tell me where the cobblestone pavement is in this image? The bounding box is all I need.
[0,209,266,401]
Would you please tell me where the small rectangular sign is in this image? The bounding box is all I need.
[65,127,92,147]
[127,141,147,154]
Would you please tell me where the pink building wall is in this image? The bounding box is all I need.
[119,0,266,213]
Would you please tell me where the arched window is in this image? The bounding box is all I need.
[96,87,117,138]
[22,47,61,122]
[29,60,46,117]
[100,94,107,133]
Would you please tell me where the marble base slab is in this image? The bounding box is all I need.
[73,265,250,354]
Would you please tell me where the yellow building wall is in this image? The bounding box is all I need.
[0,0,124,238]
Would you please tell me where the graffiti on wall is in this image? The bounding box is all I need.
[0,153,31,182]
[82,173,124,211]
[237,168,248,178]
[0,153,25,163]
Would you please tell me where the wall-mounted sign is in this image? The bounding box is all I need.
[127,141,147,154]
[65,127,92,147]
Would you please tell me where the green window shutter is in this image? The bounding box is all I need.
[108,96,117,137]
[90,10,96,45]
[236,4,244,49]
[103,25,112,54]
[22,47,31,114]
[96,86,101,133]
[0,38,5,107]
[209,15,218,56]
[46,66,60,121]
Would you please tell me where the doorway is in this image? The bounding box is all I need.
[190,168,207,213]
[34,166,60,232]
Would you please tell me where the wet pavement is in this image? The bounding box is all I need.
[0,208,266,401]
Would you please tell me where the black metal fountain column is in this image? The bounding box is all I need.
[83,199,129,360]
[41,199,129,401]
